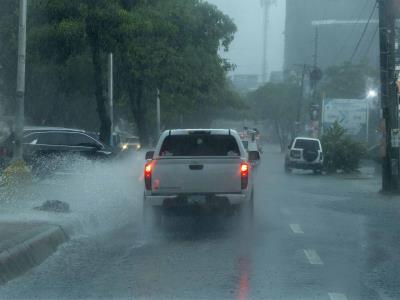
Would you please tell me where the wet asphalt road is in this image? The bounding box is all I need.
[1,145,400,300]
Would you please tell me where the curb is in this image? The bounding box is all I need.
[0,225,69,285]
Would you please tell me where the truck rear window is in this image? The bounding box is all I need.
[159,135,240,157]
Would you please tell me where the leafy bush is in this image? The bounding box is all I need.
[321,122,366,173]
[1,160,31,187]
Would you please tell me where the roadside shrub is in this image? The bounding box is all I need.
[321,122,366,173]
[1,160,31,188]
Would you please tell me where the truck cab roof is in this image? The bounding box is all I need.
[163,129,238,136]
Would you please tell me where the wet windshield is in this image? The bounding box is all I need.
[0,0,399,299]
[126,138,139,143]
[160,135,240,157]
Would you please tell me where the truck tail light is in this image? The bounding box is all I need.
[241,162,249,189]
[144,162,152,190]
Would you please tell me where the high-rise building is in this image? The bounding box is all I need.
[284,0,379,70]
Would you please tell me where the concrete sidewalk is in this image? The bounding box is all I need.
[0,222,68,285]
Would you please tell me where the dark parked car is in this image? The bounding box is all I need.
[22,127,114,174]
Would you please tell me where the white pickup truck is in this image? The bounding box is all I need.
[143,129,260,223]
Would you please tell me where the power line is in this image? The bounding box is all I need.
[361,23,379,61]
[349,0,377,62]
[330,0,371,65]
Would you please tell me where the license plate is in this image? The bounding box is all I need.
[187,195,206,204]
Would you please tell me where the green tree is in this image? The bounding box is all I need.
[321,121,366,173]
[0,1,100,129]
[1,0,239,145]
[115,0,237,142]
[249,82,299,151]
[320,61,378,99]
[31,0,133,143]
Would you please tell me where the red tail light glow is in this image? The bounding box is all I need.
[145,164,152,174]
[241,162,249,189]
[144,162,152,190]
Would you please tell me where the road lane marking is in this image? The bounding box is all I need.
[289,224,304,234]
[328,293,348,300]
[304,249,324,265]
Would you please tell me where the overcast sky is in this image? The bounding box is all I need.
[206,0,286,76]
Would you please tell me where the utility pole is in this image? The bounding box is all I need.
[313,26,319,68]
[379,0,399,193]
[308,26,322,101]
[295,64,307,136]
[108,53,114,146]
[156,89,161,136]
[261,0,275,84]
[310,26,322,138]
[14,0,27,161]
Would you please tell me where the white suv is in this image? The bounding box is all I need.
[284,137,323,174]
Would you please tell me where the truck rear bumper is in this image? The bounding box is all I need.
[144,193,247,207]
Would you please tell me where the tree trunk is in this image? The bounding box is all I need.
[91,44,111,145]
[128,79,149,146]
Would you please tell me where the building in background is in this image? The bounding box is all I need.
[284,0,379,70]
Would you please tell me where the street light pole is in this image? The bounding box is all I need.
[14,0,27,161]
[156,89,161,136]
[108,53,114,146]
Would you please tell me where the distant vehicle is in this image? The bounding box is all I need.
[120,135,141,152]
[241,127,263,153]
[143,129,260,226]
[241,128,262,159]
[22,126,114,174]
[241,138,260,167]
[285,137,323,174]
